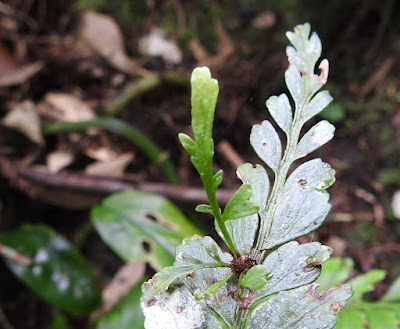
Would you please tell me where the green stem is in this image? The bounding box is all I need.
[42,117,181,185]
[204,178,239,256]
[104,72,189,116]
[195,272,233,300]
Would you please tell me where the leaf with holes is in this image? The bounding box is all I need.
[247,284,352,329]
[141,283,218,329]
[92,191,200,271]
[250,120,282,173]
[254,241,331,299]
[261,188,331,249]
[0,225,101,315]
[316,257,400,329]
[172,236,237,326]
[283,158,335,198]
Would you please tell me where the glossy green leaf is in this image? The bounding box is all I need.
[212,169,224,191]
[178,133,196,155]
[334,305,366,329]
[283,158,335,198]
[382,276,400,302]
[0,225,101,315]
[362,303,398,329]
[242,265,270,290]
[250,120,282,173]
[49,315,71,329]
[347,269,386,303]
[237,163,270,211]
[216,214,258,256]
[195,204,213,214]
[262,188,331,249]
[266,93,293,136]
[256,241,331,299]
[96,279,145,329]
[223,184,259,221]
[219,163,269,255]
[92,191,200,271]
[315,257,354,292]
[248,283,352,329]
[294,120,335,160]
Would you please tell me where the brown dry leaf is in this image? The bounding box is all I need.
[188,38,210,62]
[85,146,120,162]
[251,10,276,29]
[44,92,96,122]
[191,20,234,71]
[0,42,18,75]
[46,149,75,173]
[0,61,44,87]
[85,152,134,177]
[91,262,146,321]
[1,101,44,144]
[139,29,182,64]
[78,11,149,76]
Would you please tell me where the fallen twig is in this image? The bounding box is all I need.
[0,158,235,206]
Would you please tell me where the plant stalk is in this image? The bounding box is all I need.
[42,117,181,185]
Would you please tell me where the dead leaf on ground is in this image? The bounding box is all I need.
[0,42,18,75]
[251,10,276,29]
[0,61,44,87]
[91,262,146,321]
[44,92,96,122]
[46,149,75,173]
[77,11,150,76]
[85,152,134,177]
[84,146,120,162]
[1,100,44,145]
[189,20,234,71]
[139,29,182,64]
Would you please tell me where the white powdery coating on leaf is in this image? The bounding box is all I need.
[311,121,334,145]
[142,289,205,329]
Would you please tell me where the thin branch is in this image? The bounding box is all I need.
[0,158,234,206]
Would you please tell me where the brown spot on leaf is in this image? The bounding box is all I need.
[299,179,307,186]
[147,297,156,307]
[330,302,344,314]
